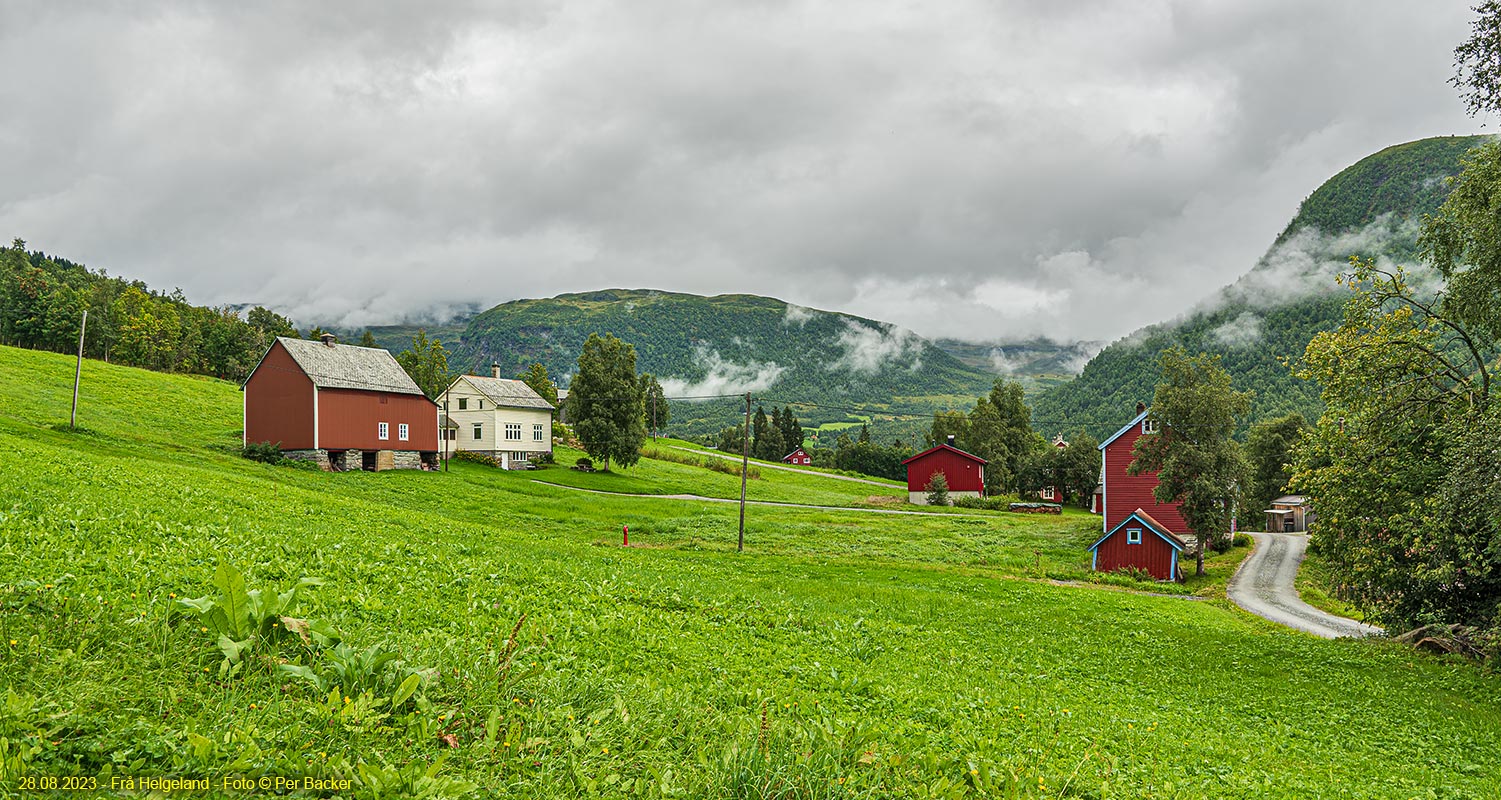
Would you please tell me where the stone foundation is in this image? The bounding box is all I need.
[908,490,982,506]
[391,450,422,470]
[283,449,331,470]
[328,450,362,471]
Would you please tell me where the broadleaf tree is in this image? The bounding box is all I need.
[1129,347,1252,576]
[394,330,452,400]
[570,333,646,470]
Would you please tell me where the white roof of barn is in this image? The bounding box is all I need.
[454,376,555,411]
[263,336,425,395]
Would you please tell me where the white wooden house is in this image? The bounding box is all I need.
[443,367,555,467]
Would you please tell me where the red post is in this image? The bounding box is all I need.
[622,524,629,546]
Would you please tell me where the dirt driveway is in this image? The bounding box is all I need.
[1227,531,1382,639]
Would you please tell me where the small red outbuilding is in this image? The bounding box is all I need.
[781,447,812,466]
[1088,508,1188,581]
[901,437,986,505]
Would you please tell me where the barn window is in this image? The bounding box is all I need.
[398,423,409,441]
[505,423,522,441]
[458,398,468,410]
[380,396,388,405]
[473,423,483,440]
[478,399,484,410]
[533,423,545,442]
[1041,486,1055,500]
[1142,418,1160,435]
[1126,528,1142,545]
[378,422,389,440]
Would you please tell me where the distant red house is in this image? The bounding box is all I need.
[902,436,986,504]
[1097,404,1189,538]
[1088,508,1189,581]
[781,447,812,466]
[244,335,439,471]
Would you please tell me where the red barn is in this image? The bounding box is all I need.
[244,335,439,471]
[902,436,986,504]
[1088,508,1189,581]
[1097,404,1189,538]
[781,447,812,466]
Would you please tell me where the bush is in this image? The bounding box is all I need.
[924,471,950,506]
[453,451,501,467]
[242,441,283,464]
[952,496,1011,511]
[640,446,761,479]
[1211,535,1234,554]
[534,451,556,465]
[1233,532,1254,548]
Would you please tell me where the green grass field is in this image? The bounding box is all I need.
[1,345,1498,799]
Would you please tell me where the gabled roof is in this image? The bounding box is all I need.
[452,375,555,411]
[252,337,425,395]
[1088,508,1191,552]
[901,443,987,466]
[1271,495,1308,505]
[1098,409,1151,450]
[782,447,809,459]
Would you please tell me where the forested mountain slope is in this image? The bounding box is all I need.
[1031,134,1492,439]
[447,289,996,435]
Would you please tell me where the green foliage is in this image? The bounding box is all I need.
[640,445,761,479]
[1034,135,1492,440]
[1421,139,1501,347]
[1294,254,1501,636]
[1244,413,1310,512]
[453,450,502,467]
[358,330,378,348]
[393,330,452,400]
[926,379,1039,492]
[570,333,647,470]
[831,439,909,481]
[1017,433,1101,507]
[175,562,328,678]
[924,471,950,506]
[1451,2,1501,118]
[517,362,560,408]
[242,440,283,464]
[639,373,668,434]
[1130,347,1253,576]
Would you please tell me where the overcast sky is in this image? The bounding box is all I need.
[0,1,1484,344]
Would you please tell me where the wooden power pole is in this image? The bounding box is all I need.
[71,310,87,429]
[738,391,751,552]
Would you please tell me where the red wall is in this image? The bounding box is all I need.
[245,341,315,449]
[319,388,439,451]
[1103,423,1188,535]
[1094,526,1179,581]
[905,448,985,493]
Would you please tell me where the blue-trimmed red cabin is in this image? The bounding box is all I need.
[1089,508,1189,581]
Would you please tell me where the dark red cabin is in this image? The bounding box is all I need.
[1089,508,1188,581]
[1097,407,1189,538]
[902,438,986,504]
[781,447,812,466]
[244,335,438,470]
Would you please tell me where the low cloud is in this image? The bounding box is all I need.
[832,320,923,375]
[1210,311,1263,349]
[988,347,1016,374]
[659,345,785,398]
[782,304,818,327]
[1221,215,1419,309]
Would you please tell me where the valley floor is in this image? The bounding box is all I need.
[0,345,1497,799]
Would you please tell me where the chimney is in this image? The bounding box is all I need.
[492,363,501,379]
[945,434,956,447]
[320,333,336,348]
[1135,401,1146,415]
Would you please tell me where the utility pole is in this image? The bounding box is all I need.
[71,310,87,429]
[738,391,751,552]
[651,391,657,441]
[442,385,450,472]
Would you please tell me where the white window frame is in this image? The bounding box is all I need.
[1142,418,1160,435]
[1041,486,1055,500]
[505,422,522,441]
[1126,528,1142,545]
[533,423,545,442]
[377,422,389,440]
[398,423,409,441]
[472,423,483,440]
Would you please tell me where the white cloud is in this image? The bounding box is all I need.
[0,2,1482,341]
[1210,311,1263,349]
[782,303,817,327]
[659,345,785,398]
[831,320,924,374]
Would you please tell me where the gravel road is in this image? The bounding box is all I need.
[1227,531,1382,639]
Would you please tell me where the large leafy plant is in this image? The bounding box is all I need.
[175,562,331,677]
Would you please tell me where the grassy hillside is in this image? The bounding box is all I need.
[2,344,1499,798]
[436,290,995,437]
[1033,135,1493,439]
